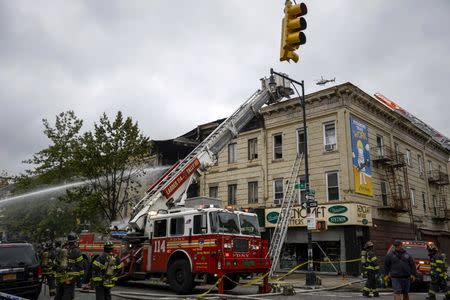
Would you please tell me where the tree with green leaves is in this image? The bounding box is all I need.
[71,111,151,223]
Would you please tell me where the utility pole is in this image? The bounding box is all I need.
[270,68,316,286]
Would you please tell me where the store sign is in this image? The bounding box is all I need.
[265,203,372,228]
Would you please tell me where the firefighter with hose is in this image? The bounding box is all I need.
[92,241,123,300]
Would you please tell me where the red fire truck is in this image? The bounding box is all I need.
[78,72,294,294]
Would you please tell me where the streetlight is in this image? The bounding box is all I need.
[270,69,316,286]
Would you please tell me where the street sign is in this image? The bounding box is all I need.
[306,215,316,230]
[307,189,315,195]
[294,183,305,189]
[305,195,315,201]
[308,201,318,208]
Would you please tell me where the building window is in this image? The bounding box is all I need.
[428,160,433,176]
[228,143,237,163]
[394,142,400,162]
[418,155,424,177]
[248,138,258,160]
[398,184,404,199]
[297,175,306,204]
[432,194,437,215]
[209,186,218,198]
[170,217,185,236]
[273,134,283,159]
[273,178,284,205]
[248,181,258,204]
[326,172,339,201]
[380,181,388,206]
[406,149,411,166]
[228,184,237,205]
[410,188,415,206]
[422,192,427,212]
[297,128,307,155]
[376,136,384,157]
[323,122,337,151]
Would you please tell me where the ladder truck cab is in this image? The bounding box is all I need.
[79,72,294,294]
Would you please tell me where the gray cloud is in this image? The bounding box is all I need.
[1,0,449,174]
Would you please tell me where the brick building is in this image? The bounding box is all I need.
[198,82,450,275]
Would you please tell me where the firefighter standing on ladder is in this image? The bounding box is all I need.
[427,242,450,300]
[361,240,380,297]
[92,241,123,300]
[54,232,84,300]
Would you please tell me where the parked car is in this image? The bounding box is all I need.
[387,240,431,287]
[0,242,42,299]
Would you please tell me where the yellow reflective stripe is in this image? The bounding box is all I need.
[436,259,444,263]
[92,277,102,281]
[114,263,123,270]
[75,256,84,262]
[93,260,106,269]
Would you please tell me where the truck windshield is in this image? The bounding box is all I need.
[210,212,240,234]
[239,214,260,236]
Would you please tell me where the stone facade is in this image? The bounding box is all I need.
[199,82,450,273]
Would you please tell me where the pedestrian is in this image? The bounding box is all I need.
[361,240,380,297]
[384,240,416,300]
[54,232,84,300]
[91,241,123,300]
[41,241,57,297]
[427,242,450,300]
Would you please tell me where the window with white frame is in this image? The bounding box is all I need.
[297,175,306,204]
[228,143,237,163]
[273,178,284,204]
[297,128,307,155]
[418,155,423,177]
[209,186,218,198]
[406,149,411,166]
[326,172,339,201]
[422,192,427,212]
[428,160,433,176]
[410,188,415,206]
[376,135,384,157]
[323,122,337,151]
[248,138,258,160]
[380,181,388,206]
[273,134,283,159]
[398,184,404,199]
[228,184,237,205]
[248,181,258,204]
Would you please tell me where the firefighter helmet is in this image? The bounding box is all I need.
[104,241,114,253]
[67,232,78,243]
[426,242,438,252]
[364,240,374,249]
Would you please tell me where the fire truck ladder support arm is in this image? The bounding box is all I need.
[129,72,294,232]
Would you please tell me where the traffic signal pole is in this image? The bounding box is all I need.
[270,69,316,286]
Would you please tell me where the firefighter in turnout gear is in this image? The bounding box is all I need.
[427,242,450,300]
[92,241,123,300]
[362,240,380,297]
[41,241,57,296]
[54,232,84,300]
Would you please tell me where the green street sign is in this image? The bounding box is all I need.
[294,183,305,189]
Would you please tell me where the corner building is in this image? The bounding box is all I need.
[199,82,450,276]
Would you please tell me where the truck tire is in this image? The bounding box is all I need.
[223,274,239,291]
[167,260,195,294]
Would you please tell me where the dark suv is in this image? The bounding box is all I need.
[0,242,42,299]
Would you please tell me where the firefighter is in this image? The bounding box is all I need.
[92,241,123,300]
[54,232,84,300]
[427,242,450,300]
[41,241,57,296]
[361,240,380,297]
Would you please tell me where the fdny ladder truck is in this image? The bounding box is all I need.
[79,72,294,294]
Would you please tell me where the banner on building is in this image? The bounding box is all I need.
[265,203,372,228]
[350,116,373,196]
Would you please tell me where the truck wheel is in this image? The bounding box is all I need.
[223,274,239,291]
[167,260,194,294]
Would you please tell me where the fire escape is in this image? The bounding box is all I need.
[373,145,410,212]
[428,170,450,221]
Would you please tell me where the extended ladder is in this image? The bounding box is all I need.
[268,153,304,277]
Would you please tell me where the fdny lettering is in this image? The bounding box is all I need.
[162,159,201,198]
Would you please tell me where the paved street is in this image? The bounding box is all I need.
[36,282,438,300]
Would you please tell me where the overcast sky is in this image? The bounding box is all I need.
[1,0,449,175]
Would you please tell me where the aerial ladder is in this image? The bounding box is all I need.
[268,153,304,277]
[129,72,294,235]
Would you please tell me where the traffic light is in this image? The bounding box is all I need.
[315,220,327,232]
[280,1,307,63]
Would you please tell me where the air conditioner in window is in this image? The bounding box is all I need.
[274,198,282,206]
[325,144,336,152]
